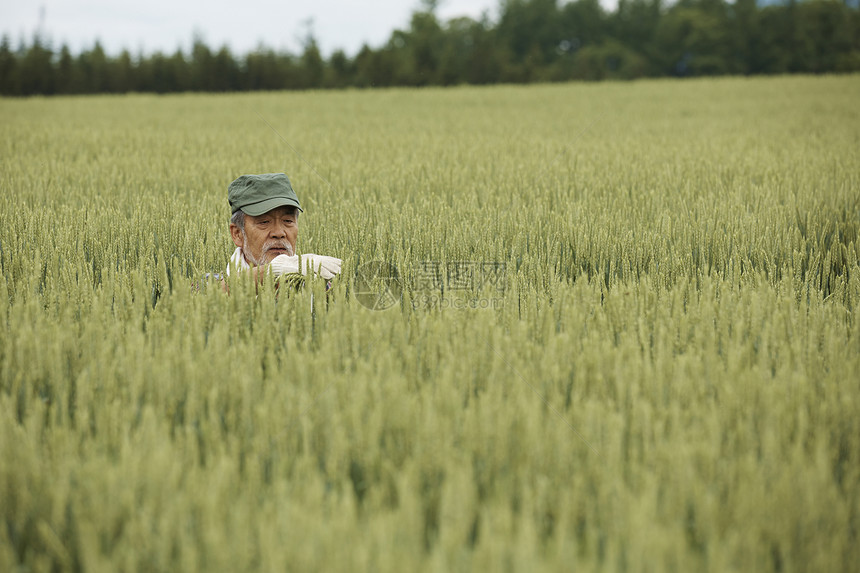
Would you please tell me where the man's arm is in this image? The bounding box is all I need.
[219,265,268,293]
[218,254,342,293]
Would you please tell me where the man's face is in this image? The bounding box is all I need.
[230,206,298,266]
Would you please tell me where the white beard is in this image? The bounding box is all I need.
[242,231,294,267]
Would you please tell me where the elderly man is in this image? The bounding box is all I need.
[226,172,341,285]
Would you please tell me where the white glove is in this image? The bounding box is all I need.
[269,253,342,280]
[269,254,300,277]
[300,254,342,280]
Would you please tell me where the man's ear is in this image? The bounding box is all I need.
[229,224,244,249]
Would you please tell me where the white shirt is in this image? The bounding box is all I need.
[226,247,251,276]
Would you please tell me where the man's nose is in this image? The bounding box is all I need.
[270,221,287,238]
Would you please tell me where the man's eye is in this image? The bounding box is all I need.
[258,220,270,224]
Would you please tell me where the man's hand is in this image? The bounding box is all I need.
[270,254,342,280]
[269,254,301,276]
[300,254,342,280]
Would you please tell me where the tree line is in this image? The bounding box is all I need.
[2,0,859,96]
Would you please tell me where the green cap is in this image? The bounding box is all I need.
[228,173,303,216]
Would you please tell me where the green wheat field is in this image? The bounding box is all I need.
[1,75,859,572]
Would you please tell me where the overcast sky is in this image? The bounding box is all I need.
[1,0,619,57]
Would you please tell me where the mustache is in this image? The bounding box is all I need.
[261,240,294,257]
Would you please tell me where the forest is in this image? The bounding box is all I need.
[2,0,859,95]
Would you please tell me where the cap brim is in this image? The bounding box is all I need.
[238,196,303,216]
